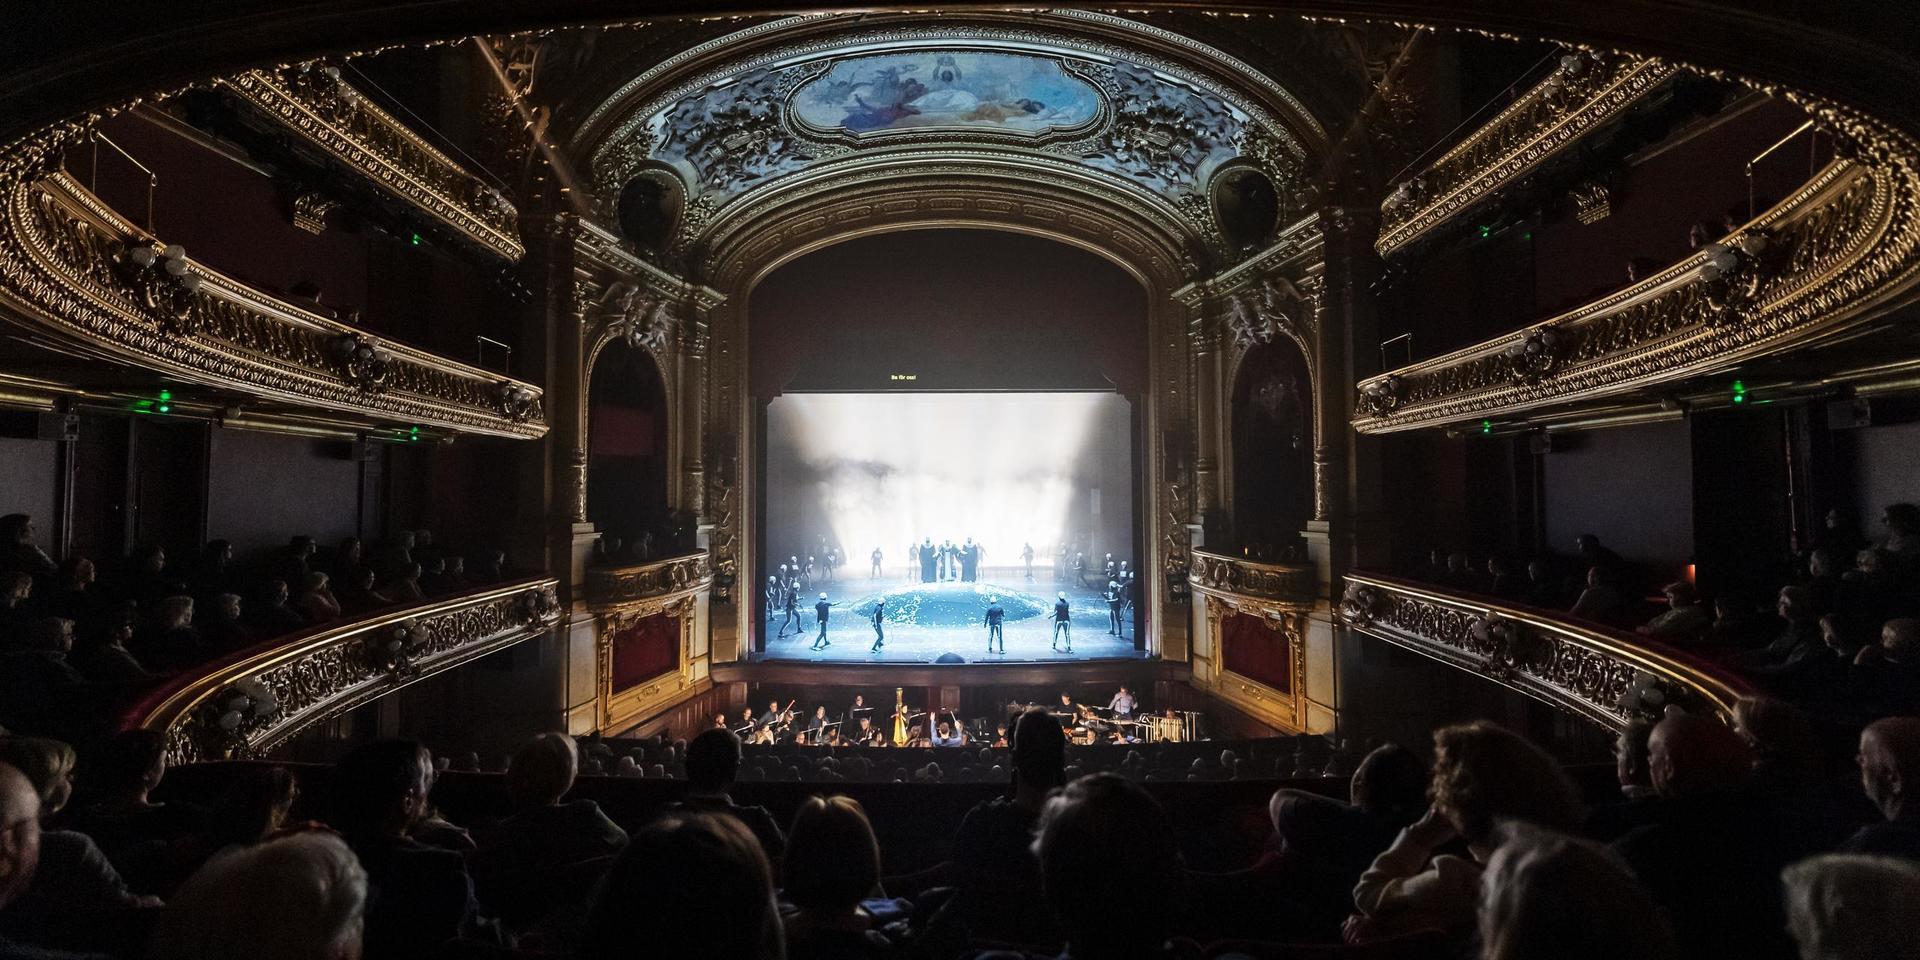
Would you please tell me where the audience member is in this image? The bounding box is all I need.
[198,594,252,657]
[0,737,155,913]
[951,708,1066,945]
[1845,716,1920,860]
[1478,823,1677,960]
[1029,774,1185,958]
[472,733,626,924]
[1638,581,1710,644]
[45,561,103,636]
[1267,743,1428,937]
[0,761,110,960]
[68,610,149,687]
[1850,619,1920,717]
[781,796,890,960]
[577,812,782,960]
[0,516,56,585]
[296,572,341,624]
[330,738,475,957]
[678,729,786,861]
[148,832,367,960]
[132,597,203,672]
[244,580,307,637]
[1569,565,1626,622]
[1781,854,1920,960]
[0,619,85,734]
[189,540,239,604]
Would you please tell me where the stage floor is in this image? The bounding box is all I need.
[756,573,1143,664]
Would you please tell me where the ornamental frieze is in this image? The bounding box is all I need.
[1377,53,1679,257]
[1187,549,1316,607]
[585,551,713,611]
[220,66,524,262]
[1354,156,1920,432]
[137,578,562,765]
[1336,574,1751,730]
[0,167,546,438]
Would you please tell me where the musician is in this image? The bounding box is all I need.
[849,694,872,721]
[933,721,966,748]
[869,597,886,652]
[1052,592,1073,653]
[807,705,829,739]
[1055,692,1076,719]
[811,592,838,650]
[714,713,728,730]
[856,715,879,745]
[905,724,931,748]
[737,706,757,734]
[759,700,791,735]
[992,723,1010,748]
[984,595,1006,654]
[1108,685,1137,719]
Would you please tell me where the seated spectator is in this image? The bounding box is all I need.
[1569,565,1626,622]
[1575,533,1628,582]
[296,572,341,624]
[1587,719,1662,841]
[579,811,782,960]
[120,545,184,610]
[270,536,317,594]
[472,733,626,924]
[1486,556,1523,599]
[1731,586,1824,680]
[1878,502,1920,572]
[61,730,205,883]
[331,739,476,957]
[1443,553,1479,592]
[69,610,149,687]
[677,729,786,862]
[0,515,56,585]
[0,737,156,913]
[1734,697,1868,849]
[444,555,470,590]
[1029,774,1185,958]
[1706,592,1771,649]
[1638,581,1710,644]
[951,707,1066,945]
[244,580,307,637]
[419,556,456,596]
[781,796,890,960]
[385,563,426,604]
[42,560,102,642]
[1268,742,1429,938]
[198,594,252,657]
[188,540,238,604]
[475,550,507,582]
[1781,854,1920,960]
[1523,559,1562,609]
[1844,716,1920,860]
[336,566,393,615]
[1348,721,1582,945]
[329,537,368,594]
[132,597,203,671]
[1811,505,1868,566]
[0,761,105,960]
[0,618,85,733]
[1611,711,1815,960]
[148,832,367,960]
[0,572,32,640]
[1478,823,1677,960]
[1850,618,1920,717]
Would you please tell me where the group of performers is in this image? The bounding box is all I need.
[714,686,1176,747]
[908,537,989,582]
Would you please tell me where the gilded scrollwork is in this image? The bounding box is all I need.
[141,579,562,765]
[1377,53,1678,256]
[220,66,524,262]
[1188,549,1316,607]
[585,551,713,612]
[1337,573,1752,730]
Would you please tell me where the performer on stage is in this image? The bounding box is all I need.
[1105,579,1124,635]
[807,705,829,739]
[1103,553,1116,581]
[849,693,872,721]
[933,720,966,747]
[777,586,799,638]
[1021,542,1035,581]
[713,713,727,730]
[1052,591,1073,653]
[919,538,936,583]
[856,715,880,746]
[1073,551,1088,587]
[803,555,817,591]
[758,699,791,734]
[765,576,780,622]
[811,592,838,650]
[736,706,757,737]
[984,595,1006,654]
[1108,685,1137,719]
[871,546,883,579]
[961,538,980,581]
[869,597,886,653]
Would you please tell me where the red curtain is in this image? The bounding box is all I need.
[1220,611,1292,696]
[611,612,679,692]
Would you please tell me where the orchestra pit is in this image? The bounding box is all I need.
[4,3,1920,958]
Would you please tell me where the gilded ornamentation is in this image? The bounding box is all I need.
[585,551,712,611]
[334,332,390,392]
[1569,180,1611,224]
[0,167,546,438]
[1337,573,1752,730]
[1188,549,1316,607]
[1354,159,1918,433]
[221,66,524,261]
[1377,53,1678,256]
[139,578,562,764]
[290,191,340,235]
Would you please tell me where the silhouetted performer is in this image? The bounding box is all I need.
[1021,542,1035,581]
[961,539,980,581]
[765,576,780,622]
[871,547,883,579]
[919,538,936,583]
[1105,579,1124,635]
[811,592,837,650]
[870,598,886,652]
[984,596,1006,654]
[778,587,799,638]
[1052,591,1072,653]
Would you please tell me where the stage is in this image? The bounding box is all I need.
[757,570,1142,663]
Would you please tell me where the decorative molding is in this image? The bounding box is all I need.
[1337,573,1753,730]
[597,591,701,734]
[1187,549,1316,608]
[1376,52,1678,256]
[1354,157,1920,432]
[131,578,562,765]
[584,551,712,612]
[1197,593,1309,732]
[220,65,524,262]
[0,166,546,438]
[289,191,340,235]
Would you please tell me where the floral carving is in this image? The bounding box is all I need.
[586,551,712,610]
[1187,550,1315,605]
[116,242,203,331]
[334,332,390,392]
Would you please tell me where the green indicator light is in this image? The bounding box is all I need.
[158,389,172,401]
[1731,379,1748,404]
[409,233,423,246]
[1733,395,1745,404]
[1477,225,1491,238]
[134,399,153,409]
[1481,420,1493,434]
[156,404,170,414]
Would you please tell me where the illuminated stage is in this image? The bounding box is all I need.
[758,574,1141,663]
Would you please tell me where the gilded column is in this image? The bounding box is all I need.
[678,306,707,520]
[1190,316,1223,525]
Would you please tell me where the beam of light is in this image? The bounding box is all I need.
[767,392,1127,570]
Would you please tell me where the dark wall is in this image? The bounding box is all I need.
[206,428,365,556]
[1542,419,1694,578]
[0,436,58,537]
[748,229,1147,395]
[1849,419,1920,520]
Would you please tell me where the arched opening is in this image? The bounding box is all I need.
[587,341,671,561]
[1229,339,1312,560]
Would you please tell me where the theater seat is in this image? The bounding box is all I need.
[1203,930,1450,959]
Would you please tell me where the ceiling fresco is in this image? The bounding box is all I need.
[789,50,1103,137]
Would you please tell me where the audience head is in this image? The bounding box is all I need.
[0,571,29,607]
[686,728,744,793]
[208,765,300,848]
[1662,581,1699,608]
[1349,742,1430,827]
[0,763,40,910]
[135,544,166,573]
[332,738,432,837]
[1858,716,1920,822]
[783,795,880,916]
[581,812,782,960]
[0,737,75,816]
[1647,711,1755,799]
[1857,548,1885,575]
[93,728,168,800]
[1429,721,1583,846]
[1479,823,1677,960]
[1034,774,1183,952]
[151,832,368,960]
[159,595,195,630]
[1733,696,1822,779]
[1809,549,1836,579]
[0,514,33,545]
[1883,502,1920,536]
[204,539,233,567]
[506,732,578,810]
[1779,585,1817,622]
[259,579,290,605]
[213,593,244,622]
[1011,707,1068,794]
[53,556,92,589]
[25,616,73,654]
[301,571,330,595]
[1882,619,1919,664]
[1782,854,1920,960]
[1615,718,1655,792]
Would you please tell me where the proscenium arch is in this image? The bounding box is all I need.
[698,172,1207,657]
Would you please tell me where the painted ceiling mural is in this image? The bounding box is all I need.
[592,28,1313,254]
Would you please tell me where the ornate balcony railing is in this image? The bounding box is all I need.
[1355,155,1920,432]
[1187,549,1316,607]
[219,65,524,262]
[1376,52,1679,257]
[584,551,712,611]
[0,165,546,438]
[125,577,561,765]
[1336,572,1754,730]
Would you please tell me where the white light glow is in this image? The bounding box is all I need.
[767,392,1128,568]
